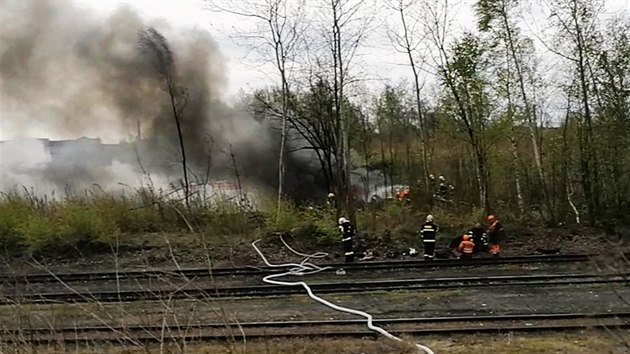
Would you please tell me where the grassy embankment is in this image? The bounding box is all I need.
[0,186,499,262]
[1,190,627,353]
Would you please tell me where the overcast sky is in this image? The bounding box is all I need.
[72,0,627,99]
[0,0,628,142]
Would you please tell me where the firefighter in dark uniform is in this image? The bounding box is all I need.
[420,215,438,260]
[338,217,355,263]
[469,223,488,254]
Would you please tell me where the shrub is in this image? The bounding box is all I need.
[287,207,338,247]
[55,201,118,249]
[19,213,60,256]
[261,197,300,232]
[0,196,34,254]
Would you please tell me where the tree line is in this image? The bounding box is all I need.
[208,0,629,226]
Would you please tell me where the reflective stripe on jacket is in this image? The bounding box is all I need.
[420,221,438,241]
[458,240,475,254]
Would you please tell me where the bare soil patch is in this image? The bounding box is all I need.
[2,224,627,275]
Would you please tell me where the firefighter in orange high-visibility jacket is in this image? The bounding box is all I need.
[458,234,475,260]
[420,215,438,260]
[338,217,355,263]
[486,215,503,257]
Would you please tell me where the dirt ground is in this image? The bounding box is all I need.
[2,282,628,328]
[1,261,601,295]
[9,331,630,354]
[1,224,627,274]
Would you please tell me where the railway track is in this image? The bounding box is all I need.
[0,253,616,284]
[3,312,629,344]
[2,272,627,304]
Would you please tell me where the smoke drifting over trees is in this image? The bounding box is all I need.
[0,1,323,198]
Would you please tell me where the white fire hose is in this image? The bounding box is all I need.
[252,238,435,354]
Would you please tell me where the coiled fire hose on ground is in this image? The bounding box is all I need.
[251,238,435,354]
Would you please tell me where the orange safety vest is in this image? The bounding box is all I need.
[458,239,475,254]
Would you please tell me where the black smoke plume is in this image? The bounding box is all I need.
[0,0,326,200]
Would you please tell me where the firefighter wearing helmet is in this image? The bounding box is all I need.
[338,217,355,263]
[326,192,336,209]
[486,214,503,256]
[458,234,475,260]
[420,214,438,260]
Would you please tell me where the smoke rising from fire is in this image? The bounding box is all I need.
[0,0,323,199]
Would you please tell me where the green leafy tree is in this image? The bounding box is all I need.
[438,33,493,212]
[475,0,554,220]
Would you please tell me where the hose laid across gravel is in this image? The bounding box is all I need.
[251,237,435,354]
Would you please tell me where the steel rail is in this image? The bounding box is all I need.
[3,314,628,344]
[2,272,627,304]
[0,253,617,284]
[8,311,630,334]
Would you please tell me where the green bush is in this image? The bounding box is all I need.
[261,197,300,232]
[20,213,60,255]
[203,201,252,235]
[56,201,118,248]
[286,207,338,247]
[1,186,513,259]
[0,196,34,254]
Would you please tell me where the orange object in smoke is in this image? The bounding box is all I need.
[395,187,410,201]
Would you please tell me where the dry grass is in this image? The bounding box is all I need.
[421,331,628,354]
[8,331,626,354]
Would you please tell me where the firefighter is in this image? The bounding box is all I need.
[486,214,503,257]
[448,184,455,199]
[429,174,437,196]
[458,234,475,260]
[395,187,410,202]
[420,215,438,260]
[469,223,488,254]
[338,217,355,263]
[438,176,448,199]
[327,192,336,209]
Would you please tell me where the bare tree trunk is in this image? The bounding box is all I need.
[473,142,489,212]
[497,1,555,223]
[167,79,190,213]
[210,0,304,220]
[502,42,524,215]
[545,0,602,223]
[562,96,580,223]
[276,65,289,220]
[567,182,581,224]
[388,127,396,195]
[360,111,372,202]
[139,28,191,213]
[509,135,525,214]
[378,122,389,195]
[395,0,430,190]
[229,144,243,200]
[330,0,356,224]
[573,10,598,223]
[405,140,412,185]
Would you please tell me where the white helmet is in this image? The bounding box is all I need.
[338,217,348,225]
[429,174,435,179]
[328,192,335,198]
[439,175,445,181]
[426,214,434,222]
